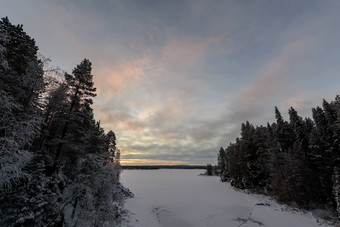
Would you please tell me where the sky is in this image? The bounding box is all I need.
[1,0,340,165]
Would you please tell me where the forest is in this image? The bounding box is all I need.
[218,97,340,217]
[1,13,340,226]
[0,17,129,226]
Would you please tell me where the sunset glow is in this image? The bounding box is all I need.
[2,0,340,165]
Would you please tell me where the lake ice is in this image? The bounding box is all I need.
[121,169,330,227]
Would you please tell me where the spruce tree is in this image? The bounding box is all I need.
[220,97,340,213]
[333,163,340,218]
[0,17,128,226]
[218,147,228,181]
[0,17,44,193]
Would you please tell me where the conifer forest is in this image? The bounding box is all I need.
[218,100,340,216]
[0,17,129,226]
[1,2,340,225]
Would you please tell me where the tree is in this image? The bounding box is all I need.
[218,147,228,181]
[0,17,44,194]
[37,82,69,155]
[219,98,340,212]
[0,17,45,111]
[206,164,213,176]
[0,17,128,226]
[333,162,340,218]
[53,59,96,173]
[107,130,117,162]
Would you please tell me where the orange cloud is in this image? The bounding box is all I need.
[120,159,189,166]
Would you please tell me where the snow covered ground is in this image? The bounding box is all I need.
[121,169,332,227]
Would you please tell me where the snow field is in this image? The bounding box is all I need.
[121,169,332,227]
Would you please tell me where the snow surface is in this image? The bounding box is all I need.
[121,169,331,227]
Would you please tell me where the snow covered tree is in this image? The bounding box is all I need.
[63,152,126,226]
[206,164,213,176]
[0,17,128,226]
[0,17,45,110]
[218,147,229,181]
[0,17,44,194]
[252,125,271,191]
[0,92,35,192]
[107,130,117,162]
[37,82,69,154]
[220,97,340,211]
[49,60,126,226]
[333,163,340,218]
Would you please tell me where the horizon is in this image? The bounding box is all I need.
[2,0,340,165]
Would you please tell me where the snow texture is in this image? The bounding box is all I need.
[121,169,332,227]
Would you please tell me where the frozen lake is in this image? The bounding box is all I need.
[121,169,330,227]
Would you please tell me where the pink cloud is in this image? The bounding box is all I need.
[237,37,316,105]
[281,93,308,110]
[94,56,150,96]
[159,35,224,73]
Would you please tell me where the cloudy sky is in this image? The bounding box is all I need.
[2,0,340,165]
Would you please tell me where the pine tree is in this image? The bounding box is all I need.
[107,130,117,162]
[0,17,44,193]
[53,59,96,173]
[332,163,340,218]
[0,17,45,110]
[0,17,128,226]
[253,125,271,191]
[64,122,125,225]
[219,97,340,212]
[37,82,69,155]
[218,147,228,181]
[311,104,338,207]
[206,164,213,176]
[288,107,314,207]
[239,121,257,188]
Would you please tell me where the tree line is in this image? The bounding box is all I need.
[218,96,340,217]
[0,17,129,226]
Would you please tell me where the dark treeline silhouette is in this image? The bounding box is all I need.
[123,165,206,170]
[0,17,129,226]
[218,97,340,216]
[204,164,219,176]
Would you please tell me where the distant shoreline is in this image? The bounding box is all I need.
[122,165,206,170]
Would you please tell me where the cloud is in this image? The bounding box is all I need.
[83,2,337,165]
[281,93,309,110]
[121,143,219,165]
[158,35,223,72]
[176,37,318,147]
[4,0,340,166]
[94,56,150,96]
[237,37,316,105]
[121,159,188,166]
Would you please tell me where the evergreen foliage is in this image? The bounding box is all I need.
[218,147,229,181]
[0,17,129,226]
[206,164,213,176]
[219,98,340,215]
